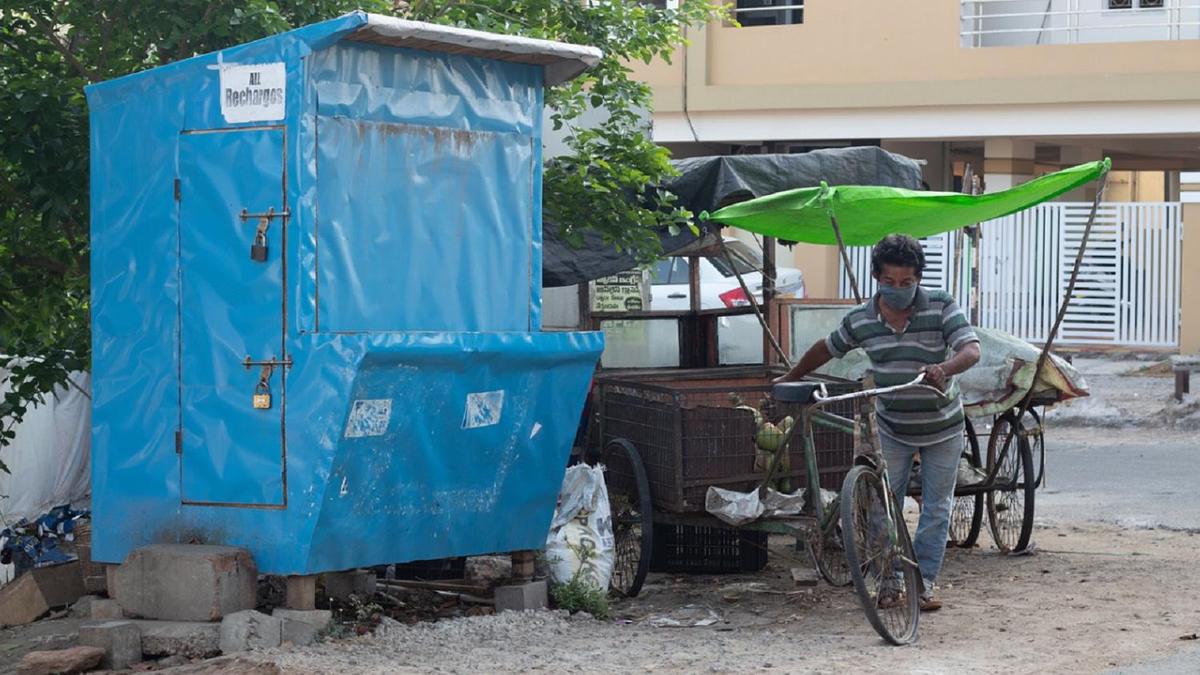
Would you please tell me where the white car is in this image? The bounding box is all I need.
[648,238,805,365]
[649,238,805,310]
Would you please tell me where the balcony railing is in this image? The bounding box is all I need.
[961,0,1200,47]
[733,1,804,27]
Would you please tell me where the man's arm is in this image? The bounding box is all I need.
[774,339,834,383]
[923,341,981,390]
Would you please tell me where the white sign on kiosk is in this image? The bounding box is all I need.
[219,62,286,124]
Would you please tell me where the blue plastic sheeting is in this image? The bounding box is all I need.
[316,116,535,332]
[85,13,602,574]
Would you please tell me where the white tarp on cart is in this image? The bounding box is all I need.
[815,326,1088,416]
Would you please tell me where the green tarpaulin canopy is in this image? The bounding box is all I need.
[700,158,1110,246]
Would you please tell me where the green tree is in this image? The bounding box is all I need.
[0,0,728,463]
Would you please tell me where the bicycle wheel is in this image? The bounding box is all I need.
[948,418,984,549]
[841,465,921,646]
[600,439,653,598]
[985,413,1036,554]
[812,507,853,587]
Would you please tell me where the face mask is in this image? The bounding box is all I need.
[878,283,917,310]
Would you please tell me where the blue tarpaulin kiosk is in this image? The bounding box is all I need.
[85,12,604,574]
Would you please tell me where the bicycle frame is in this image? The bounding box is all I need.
[770,373,935,563]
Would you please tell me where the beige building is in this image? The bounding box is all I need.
[633,0,1200,352]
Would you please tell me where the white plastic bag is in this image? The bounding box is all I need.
[705,486,808,526]
[545,464,614,591]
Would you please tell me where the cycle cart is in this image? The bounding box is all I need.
[582,157,1111,645]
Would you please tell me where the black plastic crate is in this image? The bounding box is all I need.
[649,523,769,574]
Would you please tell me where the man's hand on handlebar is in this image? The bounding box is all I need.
[920,364,947,391]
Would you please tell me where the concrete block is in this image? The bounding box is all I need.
[0,562,85,627]
[91,598,124,619]
[219,610,282,654]
[16,646,105,675]
[272,608,332,646]
[135,620,222,659]
[78,620,142,670]
[324,569,376,601]
[111,544,257,622]
[494,580,548,613]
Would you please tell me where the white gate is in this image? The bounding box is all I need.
[839,202,1182,348]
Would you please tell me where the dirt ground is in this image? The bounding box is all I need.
[255,518,1200,674]
[5,356,1196,674]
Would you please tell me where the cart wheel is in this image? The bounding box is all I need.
[1024,408,1045,488]
[985,412,1036,554]
[948,418,984,549]
[600,439,653,598]
[841,465,920,646]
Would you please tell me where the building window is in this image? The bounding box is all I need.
[735,0,804,27]
[1108,0,1165,8]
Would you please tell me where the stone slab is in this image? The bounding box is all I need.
[78,620,141,670]
[135,620,222,659]
[16,646,105,675]
[111,545,257,622]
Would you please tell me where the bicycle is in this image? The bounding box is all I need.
[773,373,941,645]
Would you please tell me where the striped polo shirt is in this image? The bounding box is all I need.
[826,287,980,446]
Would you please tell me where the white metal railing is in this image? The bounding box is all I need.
[734,2,804,23]
[961,0,1200,47]
[839,202,1183,348]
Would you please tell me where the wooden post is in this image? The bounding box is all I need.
[578,283,593,331]
[511,550,536,583]
[285,575,317,611]
[688,255,701,314]
[762,236,778,366]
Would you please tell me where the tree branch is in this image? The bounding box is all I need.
[29,13,98,82]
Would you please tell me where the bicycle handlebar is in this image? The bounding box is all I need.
[811,373,944,406]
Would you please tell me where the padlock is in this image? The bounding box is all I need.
[250,231,268,262]
[252,380,272,409]
[249,216,269,262]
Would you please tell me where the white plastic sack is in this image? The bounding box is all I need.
[0,366,91,522]
[705,486,808,526]
[545,464,614,591]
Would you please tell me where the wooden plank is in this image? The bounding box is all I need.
[378,579,491,595]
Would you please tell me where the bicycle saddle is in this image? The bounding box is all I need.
[772,381,821,404]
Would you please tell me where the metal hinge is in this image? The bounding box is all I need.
[174,178,181,201]
[175,430,182,454]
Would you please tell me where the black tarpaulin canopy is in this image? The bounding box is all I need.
[542,146,925,287]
